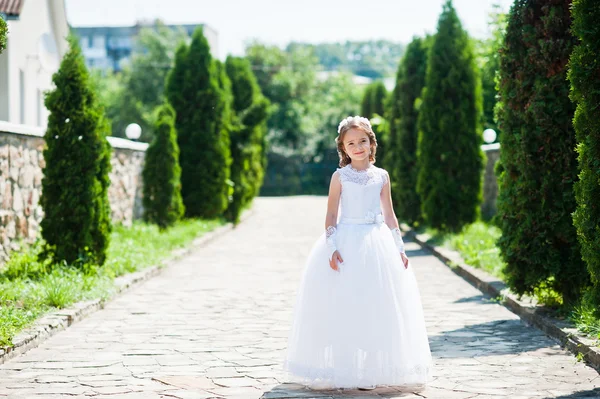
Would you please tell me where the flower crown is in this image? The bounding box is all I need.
[337,115,372,135]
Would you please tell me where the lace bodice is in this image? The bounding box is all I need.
[337,164,388,186]
[335,164,388,221]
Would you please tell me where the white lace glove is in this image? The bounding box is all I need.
[325,226,337,261]
[391,228,406,254]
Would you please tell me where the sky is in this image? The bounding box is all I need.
[65,0,514,59]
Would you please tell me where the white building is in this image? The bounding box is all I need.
[316,70,374,87]
[73,21,219,72]
[0,0,69,127]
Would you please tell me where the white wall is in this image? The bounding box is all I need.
[2,0,66,128]
[0,50,8,121]
[203,25,219,60]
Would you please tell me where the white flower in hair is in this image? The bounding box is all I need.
[337,115,372,134]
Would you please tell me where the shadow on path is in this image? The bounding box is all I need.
[261,383,426,398]
[547,387,600,398]
[453,294,497,305]
[404,248,430,258]
[429,319,554,359]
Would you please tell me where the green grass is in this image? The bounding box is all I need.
[418,220,600,344]
[103,219,222,278]
[422,221,506,279]
[570,297,600,341]
[0,218,223,347]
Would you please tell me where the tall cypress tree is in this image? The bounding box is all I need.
[360,84,373,118]
[41,36,112,266]
[496,0,586,304]
[570,0,600,308]
[417,0,483,232]
[142,103,184,229]
[213,59,235,214]
[224,56,269,224]
[370,82,387,117]
[166,27,231,218]
[386,36,429,226]
[481,6,507,133]
[360,81,386,119]
[368,81,387,165]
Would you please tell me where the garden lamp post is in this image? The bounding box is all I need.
[483,128,497,144]
[125,123,142,141]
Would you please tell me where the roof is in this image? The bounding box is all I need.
[0,0,24,18]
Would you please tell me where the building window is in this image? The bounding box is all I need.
[19,69,25,124]
[93,35,105,48]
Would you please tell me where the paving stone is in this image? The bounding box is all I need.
[0,197,598,399]
[205,367,244,378]
[212,376,261,388]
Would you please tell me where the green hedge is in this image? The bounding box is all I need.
[142,103,185,228]
[224,56,269,224]
[496,0,587,304]
[386,36,429,226]
[40,36,112,267]
[570,0,600,309]
[417,0,483,232]
[166,27,231,218]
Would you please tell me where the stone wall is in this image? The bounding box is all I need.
[0,122,147,260]
[106,137,147,224]
[481,143,500,220]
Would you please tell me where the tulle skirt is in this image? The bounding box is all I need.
[283,222,433,389]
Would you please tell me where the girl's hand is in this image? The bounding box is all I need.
[329,250,343,272]
[400,252,409,269]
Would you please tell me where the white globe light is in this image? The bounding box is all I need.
[125,123,142,140]
[483,128,497,144]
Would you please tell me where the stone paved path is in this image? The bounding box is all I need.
[0,197,599,399]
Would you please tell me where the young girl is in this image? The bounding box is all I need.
[283,115,432,390]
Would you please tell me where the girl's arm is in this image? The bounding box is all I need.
[381,170,400,229]
[325,172,343,271]
[381,171,409,267]
[325,171,342,229]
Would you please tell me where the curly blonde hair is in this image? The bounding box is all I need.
[335,116,378,167]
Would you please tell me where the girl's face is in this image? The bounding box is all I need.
[343,128,371,162]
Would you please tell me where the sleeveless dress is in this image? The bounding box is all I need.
[283,164,433,390]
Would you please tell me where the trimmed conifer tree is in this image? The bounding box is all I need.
[165,27,231,218]
[224,56,269,224]
[142,103,184,228]
[243,97,270,200]
[41,36,112,266]
[360,84,373,118]
[386,36,429,226]
[417,0,483,232]
[360,81,386,119]
[366,81,388,165]
[213,59,235,213]
[370,82,387,118]
[0,16,7,54]
[570,0,600,307]
[481,7,506,133]
[496,0,587,304]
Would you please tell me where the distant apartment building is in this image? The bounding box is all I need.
[72,21,219,72]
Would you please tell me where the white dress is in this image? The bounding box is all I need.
[283,164,433,389]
